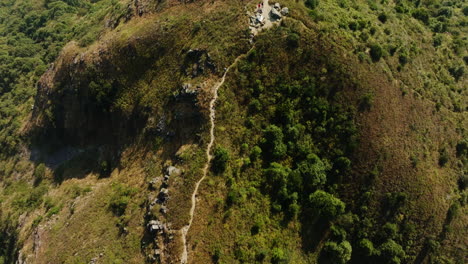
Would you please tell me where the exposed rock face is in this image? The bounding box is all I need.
[270,8,282,20]
[32,33,204,150]
[183,49,216,77]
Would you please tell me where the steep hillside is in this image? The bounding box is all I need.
[0,0,466,264]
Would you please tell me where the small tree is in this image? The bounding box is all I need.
[321,241,352,264]
[358,238,375,257]
[378,239,405,264]
[370,44,383,62]
[305,0,319,9]
[212,147,230,174]
[296,153,327,191]
[309,190,345,221]
[262,125,287,160]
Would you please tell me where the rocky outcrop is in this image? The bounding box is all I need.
[183,49,216,78]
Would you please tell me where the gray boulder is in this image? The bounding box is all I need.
[270,8,282,20]
[281,7,289,16]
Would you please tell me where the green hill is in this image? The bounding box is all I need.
[0,0,466,263]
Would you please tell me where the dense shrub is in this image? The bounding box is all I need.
[412,8,430,24]
[305,0,319,10]
[378,239,405,263]
[321,241,352,264]
[295,153,327,191]
[33,163,46,185]
[370,44,383,62]
[262,125,287,160]
[271,247,286,264]
[456,140,467,157]
[378,13,388,23]
[309,190,345,221]
[250,146,262,161]
[358,238,375,257]
[212,147,230,174]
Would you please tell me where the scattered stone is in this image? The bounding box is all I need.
[148,178,158,190]
[274,3,281,10]
[148,220,165,234]
[159,188,169,197]
[180,83,197,96]
[270,8,282,20]
[167,166,181,177]
[160,206,167,214]
[281,7,289,16]
[164,175,169,181]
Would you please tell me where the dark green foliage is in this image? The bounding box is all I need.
[359,93,374,111]
[456,140,467,158]
[357,238,375,257]
[382,222,398,239]
[463,6,468,16]
[271,247,287,264]
[348,21,358,31]
[212,247,221,263]
[212,147,230,174]
[295,154,327,191]
[287,32,300,48]
[309,190,345,221]
[320,241,352,264]
[262,125,287,160]
[448,66,465,82]
[370,44,383,62]
[250,146,262,161]
[412,8,430,24]
[433,35,443,47]
[378,13,388,23]
[437,7,453,18]
[378,239,405,264]
[33,163,46,185]
[438,148,449,167]
[305,0,320,10]
[398,52,409,66]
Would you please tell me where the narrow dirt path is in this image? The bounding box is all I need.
[179,53,248,264]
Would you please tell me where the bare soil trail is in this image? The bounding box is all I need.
[179,53,247,264]
[179,1,285,262]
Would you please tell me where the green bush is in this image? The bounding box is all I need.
[309,190,345,221]
[378,13,388,23]
[250,146,262,161]
[212,147,230,174]
[271,247,286,264]
[456,140,467,158]
[370,44,383,62]
[287,33,300,48]
[321,241,352,264]
[33,163,46,185]
[358,238,375,257]
[412,8,430,24]
[438,148,449,167]
[295,153,327,190]
[262,125,287,160]
[305,0,319,10]
[378,239,405,263]
[382,222,398,239]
